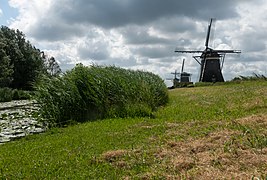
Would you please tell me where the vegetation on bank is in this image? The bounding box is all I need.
[0,80,266,179]
[0,26,61,91]
[0,87,32,102]
[34,64,168,125]
[232,73,267,82]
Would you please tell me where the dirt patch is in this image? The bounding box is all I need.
[152,126,267,179]
[243,97,266,110]
[100,115,267,179]
[165,122,181,128]
[101,149,128,162]
[235,114,267,126]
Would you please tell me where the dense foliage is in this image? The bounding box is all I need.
[0,26,46,90]
[34,64,168,125]
[0,31,13,87]
[0,87,31,102]
[0,26,62,91]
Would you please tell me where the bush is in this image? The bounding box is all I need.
[0,88,32,102]
[34,64,168,126]
[12,89,31,100]
[0,87,13,102]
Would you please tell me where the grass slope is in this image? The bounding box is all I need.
[0,81,266,179]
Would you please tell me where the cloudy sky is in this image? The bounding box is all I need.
[1,0,267,84]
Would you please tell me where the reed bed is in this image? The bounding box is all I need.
[34,64,168,125]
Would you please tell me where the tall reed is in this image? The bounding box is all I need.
[34,64,168,125]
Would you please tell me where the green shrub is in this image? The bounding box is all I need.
[0,87,13,102]
[34,64,168,126]
[12,89,31,100]
[0,88,32,102]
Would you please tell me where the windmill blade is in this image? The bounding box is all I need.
[209,18,217,48]
[181,59,185,73]
[213,50,241,54]
[175,49,203,53]
[205,18,213,48]
[171,70,180,79]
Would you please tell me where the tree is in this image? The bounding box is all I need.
[41,52,62,77]
[0,26,46,90]
[0,33,13,87]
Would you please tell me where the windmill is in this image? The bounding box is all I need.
[170,59,193,88]
[180,59,192,83]
[175,18,241,82]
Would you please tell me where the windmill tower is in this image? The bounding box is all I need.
[175,19,241,82]
[170,59,192,88]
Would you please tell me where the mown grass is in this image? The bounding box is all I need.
[0,118,166,179]
[0,80,266,179]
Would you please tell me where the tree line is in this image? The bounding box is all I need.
[0,26,61,90]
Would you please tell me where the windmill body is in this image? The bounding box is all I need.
[180,58,191,82]
[175,19,241,82]
[180,72,191,82]
[199,49,223,82]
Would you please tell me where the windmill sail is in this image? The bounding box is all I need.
[205,18,213,48]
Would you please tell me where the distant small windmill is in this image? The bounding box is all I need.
[169,59,193,88]
[175,18,241,82]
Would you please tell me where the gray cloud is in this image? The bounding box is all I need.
[98,56,139,68]
[9,0,267,82]
[30,22,87,41]
[50,0,239,28]
[78,41,110,60]
[156,17,199,34]
[27,0,241,42]
[132,45,174,59]
[119,25,171,45]
[239,32,267,53]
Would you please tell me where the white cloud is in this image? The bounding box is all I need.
[0,8,3,17]
[9,0,53,35]
[8,0,267,82]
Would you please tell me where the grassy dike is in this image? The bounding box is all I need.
[0,80,267,179]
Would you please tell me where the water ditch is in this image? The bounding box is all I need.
[0,100,47,144]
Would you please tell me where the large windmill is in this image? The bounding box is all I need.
[175,19,241,82]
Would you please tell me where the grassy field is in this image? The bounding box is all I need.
[0,81,266,179]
